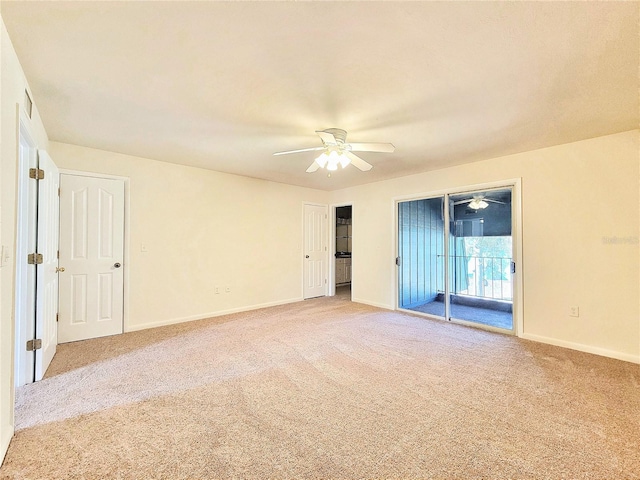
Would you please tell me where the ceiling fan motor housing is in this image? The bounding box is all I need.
[322,128,347,144]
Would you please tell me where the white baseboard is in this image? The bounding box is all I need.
[125,297,303,332]
[521,333,640,364]
[1,424,14,466]
[351,298,394,311]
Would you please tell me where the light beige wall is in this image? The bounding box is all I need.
[0,16,50,462]
[330,130,640,363]
[49,142,329,331]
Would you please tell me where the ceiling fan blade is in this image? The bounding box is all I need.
[274,147,325,155]
[345,152,372,171]
[306,161,320,173]
[485,199,506,204]
[348,142,395,153]
[453,199,472,205]
[273,146,324,156]
[316,130,337,145]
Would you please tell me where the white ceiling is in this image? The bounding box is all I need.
[2,1,638,191]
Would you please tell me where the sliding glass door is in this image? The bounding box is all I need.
[398,187,514,332]
[398,197,446,317]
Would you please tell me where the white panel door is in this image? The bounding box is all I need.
[303,204,327,299]
[35,150,59,379]
[58,175,125,343]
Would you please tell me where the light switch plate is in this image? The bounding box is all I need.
[0,245,9,267]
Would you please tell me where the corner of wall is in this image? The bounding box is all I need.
[0,424,14,466]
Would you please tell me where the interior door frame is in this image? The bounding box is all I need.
[328,201,353,297]
[59,169,130,333]
[393,178,523,337]
[14,110,39,387]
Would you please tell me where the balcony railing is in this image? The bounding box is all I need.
[435,255,513,302]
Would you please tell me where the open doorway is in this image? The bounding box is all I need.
[334,205,352,300]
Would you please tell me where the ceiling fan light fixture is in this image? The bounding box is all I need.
[315,152,329,168]
[325,150,342,170]
[314,150,350,171]
[468,199,489,210]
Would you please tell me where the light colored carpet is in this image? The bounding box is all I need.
[1,294,639,479]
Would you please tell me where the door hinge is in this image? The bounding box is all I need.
[26,339,42,351]
[56,313,59,322]
[511,261,516,274]
[58,187,61,196]
[29,168,44,180]
[57,250,60,259]
[27,253,43,264]
[396,256,401,266]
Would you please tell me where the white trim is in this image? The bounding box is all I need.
[443,191,451,321]
[521,333,640,364]
[58,169,130,335]
[352,298,393,310]
[126,297,303,332]
[392,179,523,204]
[0,425,14,465]
[58,168,128,181]
[511,179,524,338]
[392,198,400,310]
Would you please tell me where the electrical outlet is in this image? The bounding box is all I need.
[215,286,220,294]
[225,286,231,293]
[569,306,579,317]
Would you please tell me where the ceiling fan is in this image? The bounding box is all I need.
[454,195,505,210]
[273,128,395,173]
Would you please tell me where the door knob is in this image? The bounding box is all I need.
[114,262,122,268]
[305,255,309,258]
[55,267,65,273]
